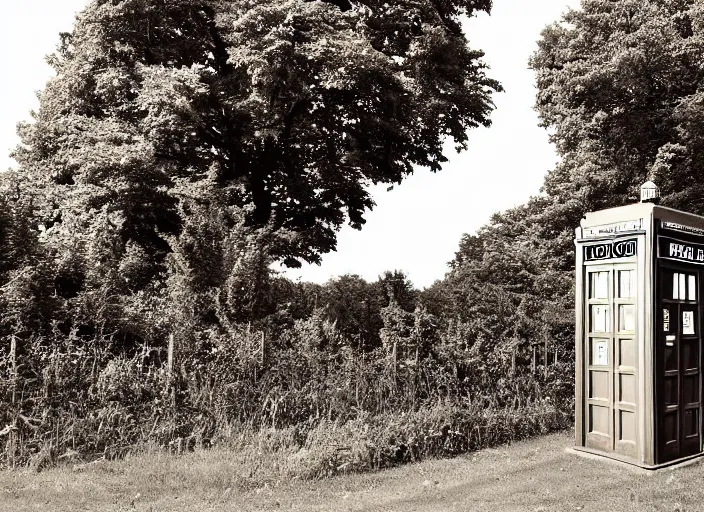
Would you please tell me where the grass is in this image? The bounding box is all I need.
[2,430,704,511]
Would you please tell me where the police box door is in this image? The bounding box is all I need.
[584,263,638,458]
[657,265,702,463]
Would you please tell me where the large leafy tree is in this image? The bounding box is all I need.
[432,0,704,376]
[4,0,501,350]
[530,0,704,265]
[318,274,382,350]
[13,0,501,269]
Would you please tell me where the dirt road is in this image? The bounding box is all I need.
[2,431,702,511]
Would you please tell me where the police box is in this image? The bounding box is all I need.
[574,186,704,468]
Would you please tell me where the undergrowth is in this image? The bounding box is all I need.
[1,320,573,475]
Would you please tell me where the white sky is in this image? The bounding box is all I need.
[1,0,580,290]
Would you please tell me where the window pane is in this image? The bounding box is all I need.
[619,304,635,332]
[683,311,695,335]
[673,273,680,300]
[689,275,697,301]
[592,339,609,366]
[619,270,636,298]
[680,273,686,300]
[591,305,609,332]
[590,272,608,299]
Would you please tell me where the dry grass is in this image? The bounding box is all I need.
[3,430,704,512]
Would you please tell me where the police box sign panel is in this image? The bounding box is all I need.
[658,236,704,265]
[661,221,704,237]
[584,239,637,261]
[583,220,643,238]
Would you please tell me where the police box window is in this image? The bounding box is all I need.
[671,272,697,301]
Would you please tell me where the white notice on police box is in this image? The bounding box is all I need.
[592,305,608,332]
[594,340,608,365]
[683,311,695,335]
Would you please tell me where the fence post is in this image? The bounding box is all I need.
[260,331,265,367]
[391,340,398,388]
[531,344,536,373]
[9,335,17,469]
[10,335,17,406]
[544,337,549,379]
[167,334,174,377]
[168,334,175,409]
[355,354,360,407]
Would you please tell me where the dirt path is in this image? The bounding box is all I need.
[2,431,703,511]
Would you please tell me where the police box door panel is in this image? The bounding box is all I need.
[584,263,638,457]
[657,266,702,463]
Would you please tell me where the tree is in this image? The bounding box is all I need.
[3,0,502,354]
[268,277,324,322]
[375,270,418,313]
[12,0,501,274]
[530,0,704,262]
[319,274,382,350]
[432,0,704,381]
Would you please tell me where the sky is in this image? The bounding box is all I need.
[0,0,581,290]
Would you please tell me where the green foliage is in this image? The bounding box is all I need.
[531,0,704,239]
[1,0,503,396]
[426,0,704,407]
[13,0,500,272]
[425,196,575,387]
[274,401,570,478]
[380,299,414,361]
[318,274,382,350]
[2,0,622,475]
[1,301,571,468]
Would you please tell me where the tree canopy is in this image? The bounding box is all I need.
[531,0,704,245]
[430,0,704,372]
[12,0,501,274]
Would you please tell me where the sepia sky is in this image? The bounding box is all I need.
[1,0,581,289]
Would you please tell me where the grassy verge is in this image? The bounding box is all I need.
[6,400,569,486]
[227,401,571,480]
[4,430,704,512]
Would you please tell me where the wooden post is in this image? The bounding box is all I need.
[167,334,174,377]
[511,348,516,375]
[392,341,398,382]
[168,334,175,409]
[531,344,536,373]
[9,335,17,469]
[554,347,558,366]
[544,336,549,379]
[10,335,17,406]
[260,331,265,367]
[355,354,360,407]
